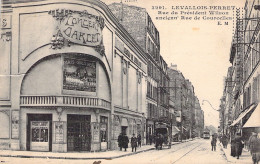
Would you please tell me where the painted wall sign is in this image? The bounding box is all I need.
[49,9,105,53]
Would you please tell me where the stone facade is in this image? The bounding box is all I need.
[0,0,147,152]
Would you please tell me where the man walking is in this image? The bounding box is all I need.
[222,134,228,149]
[118,133,123,151]
[211,135,217,151]
[249,133,260,164]
[249,132,257,154]
[122,133,129,151]
[137,134,142,147]
[131,134,138,152]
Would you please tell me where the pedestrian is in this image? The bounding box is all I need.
[149,134,153,145]
[122,133,129,151]
[211,135,217,151]
[155,134,160,150]
[250,132,260,164]
[118,133,123,151]
[249,132,258,154]
[222,134,228,149]
[231,136,236,157]
[137,134,142,147]
[131,134,138,152]
[161,134,164,149]
[234,132,243,159]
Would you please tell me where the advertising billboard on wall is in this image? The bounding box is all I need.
[63,57,96,92]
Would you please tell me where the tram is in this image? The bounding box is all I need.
[203,131,210,139]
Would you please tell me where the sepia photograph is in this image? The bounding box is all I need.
[0,0,260,163]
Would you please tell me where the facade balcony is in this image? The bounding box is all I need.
[20,95,111,110]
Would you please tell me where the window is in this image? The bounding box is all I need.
[31,121,49,142]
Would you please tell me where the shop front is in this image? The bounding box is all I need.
[19,53,111,153]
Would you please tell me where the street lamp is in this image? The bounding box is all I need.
[202,100,219,111]
[202,99,225,135]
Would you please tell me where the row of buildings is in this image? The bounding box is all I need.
[219,0,260,141]
[0,0,204,152]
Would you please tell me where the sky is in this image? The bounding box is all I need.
[101,0,245,128]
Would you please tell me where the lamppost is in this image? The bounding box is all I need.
[202,99,223,135]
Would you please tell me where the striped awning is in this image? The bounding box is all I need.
[230,104,256,126]
[243,104,260,128]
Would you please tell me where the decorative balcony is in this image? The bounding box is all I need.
[20,95,111,110]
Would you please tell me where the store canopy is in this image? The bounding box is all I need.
[243,104,260,128]
[230,104,256,126]
[172,126,180,135]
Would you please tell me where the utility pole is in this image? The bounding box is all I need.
[181,85,183,142]
[222,108,225,135]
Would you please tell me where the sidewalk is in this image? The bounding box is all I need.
[219,142,252,164]
[0,139,194,160]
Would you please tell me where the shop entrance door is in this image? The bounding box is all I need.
[67,115,91,151]
[27,114,52,151]
[30,121,49,151]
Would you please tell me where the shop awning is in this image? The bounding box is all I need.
[230,104,256,126]
[172,126,180,135]
[243,104,260,128]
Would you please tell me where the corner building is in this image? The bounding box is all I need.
[0,0,147,152]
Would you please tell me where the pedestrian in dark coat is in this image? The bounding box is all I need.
[211,135,217,151]
[222,134,228,149]
[234,133,243,159]
[131,134,138,152]
[249,133,258,154]
[155,134,160,150]
[137,134,142,147]
[122,134,129,151]
[231,137,236,157]
[156,134,163,150]
[249,133,260,164]
[149,135,153,145]
[118,133,123,151]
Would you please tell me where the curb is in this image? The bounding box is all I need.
[219,143,231,162]
[0,148,156,160]
[0,140,194,160]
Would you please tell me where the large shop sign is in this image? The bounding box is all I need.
[49,9,105,53]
